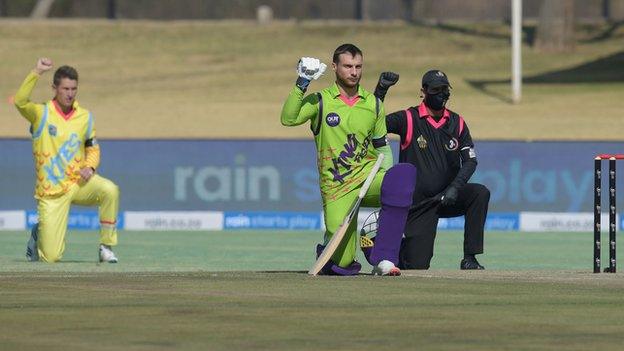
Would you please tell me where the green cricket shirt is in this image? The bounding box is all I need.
[281,82,386,203]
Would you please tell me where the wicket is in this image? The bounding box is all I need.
[594,154,624,273]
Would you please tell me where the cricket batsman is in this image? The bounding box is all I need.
[280,44,416,276]
[14,58,120,263]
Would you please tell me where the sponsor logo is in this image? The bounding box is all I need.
[26,210,123,230]
[326,113,340,127]
[48,124,57,136]
[328,133,371,184]
[518,212,619,232]
[174,154,280,202]
[224,212,321,230]
[124,211,222,231]
[468,147,476,158]
[43,133,80,185]
[438,213,519,231]
[417,135,427,149]
[444,137,459,151]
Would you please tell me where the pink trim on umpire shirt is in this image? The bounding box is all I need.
[418,102,449,129]
[459,116,464,135]
[401,109,414,150]
[417,103,429,118]
[339,94,360,107]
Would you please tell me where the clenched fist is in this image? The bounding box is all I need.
[374,71,400,102]
[297,57,327,81]
[295,57,327,92]
[35,58,53,75]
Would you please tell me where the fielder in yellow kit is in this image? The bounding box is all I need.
[14,58,120,263]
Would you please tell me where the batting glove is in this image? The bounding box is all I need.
[374,71,399,102]
[296,57,327,91]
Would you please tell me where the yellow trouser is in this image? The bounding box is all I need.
[36,175,120,263]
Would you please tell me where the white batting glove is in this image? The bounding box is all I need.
[295,57,326,91]
[297,57,327,80]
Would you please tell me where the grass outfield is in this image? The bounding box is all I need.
[1,20,624,140]
[1,230,623,350]
[0,230,604,272]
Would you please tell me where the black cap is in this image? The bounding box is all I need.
[422,70,451,89]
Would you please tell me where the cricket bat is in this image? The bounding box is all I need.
[308,153,385,276]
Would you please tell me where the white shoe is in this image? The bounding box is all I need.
[99,244,118,263]
[372,260,401,276]
[26,224,39,262]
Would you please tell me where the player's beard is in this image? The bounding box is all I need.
[337,75,360,90]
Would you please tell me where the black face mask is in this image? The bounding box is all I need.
[424,91,450,111]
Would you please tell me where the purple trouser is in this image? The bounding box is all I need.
[364,163,416,266]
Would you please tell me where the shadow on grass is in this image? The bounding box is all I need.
[466,51,624,102]
[411,22,537,45]
[582,21,624,43]
[414,21,624,45]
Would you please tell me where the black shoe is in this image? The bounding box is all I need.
[460,257,484,270]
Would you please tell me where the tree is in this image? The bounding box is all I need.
[535,0,575,52]
[402,0,414,22]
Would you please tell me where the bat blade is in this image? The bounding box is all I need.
[308,197,361,275]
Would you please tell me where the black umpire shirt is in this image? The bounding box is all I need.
[386,102,478,206]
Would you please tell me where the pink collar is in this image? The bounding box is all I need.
[339,94,360,107]
[52,100,76,121]
[417,102,449,119]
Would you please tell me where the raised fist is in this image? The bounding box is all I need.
[35,58,53,75]
[377,71,400,89]
[297,57,327,81]
[374,71,400,102]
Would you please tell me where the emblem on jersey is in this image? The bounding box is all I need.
[468,147,476,158]
[417,135,427,149]
[48,124,57,136]
[325,113,340,127]
[444,137,459,151]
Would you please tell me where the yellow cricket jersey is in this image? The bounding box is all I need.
[14,71,100,199]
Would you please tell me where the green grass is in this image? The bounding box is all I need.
[0,230,601,272]
[1,230,623,350]
[1,20,623,140]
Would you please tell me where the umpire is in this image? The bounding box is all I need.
[375,70,490,270]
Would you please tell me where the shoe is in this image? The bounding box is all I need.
[26,224,39,262]
[460,257,484,270]
[372,260,401,276]
[99,244,118,263]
